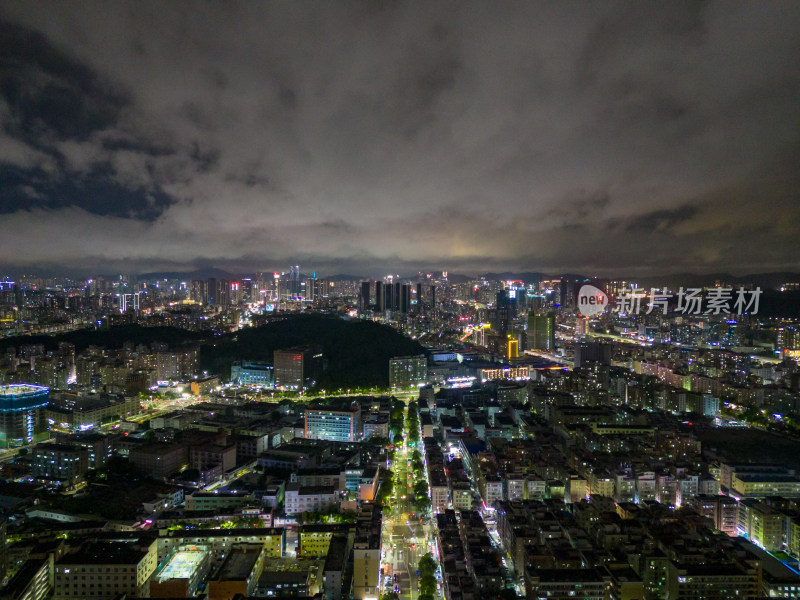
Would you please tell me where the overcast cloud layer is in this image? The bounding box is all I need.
[0,2,798,277]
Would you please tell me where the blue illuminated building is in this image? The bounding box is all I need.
[230,361,274,387]
[0,384,50,447]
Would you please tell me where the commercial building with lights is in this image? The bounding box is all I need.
[389,354,427,388]
[230,360,274,387]
[0,384,49,448]
[30,443,90,485]
[44,391,139,432]
[528,313,556,351]
[480,366,531,381]
[305,402,361,443]
[284,483,339,516]
[274,346,323,391]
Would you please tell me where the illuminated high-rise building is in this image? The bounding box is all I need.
[777,327,797,353]
[529,313,556,351]
[274,346,323,391]
[231,281,243,304]
[289,265,301,297]
[492,290,513,334]
[506,335,519,359]
[190,280,207,304]
[0,384,49,448]
[305,401,361,442]
[575,318,587,338]
[120,292,140,312]
[389,355,427,388]
[561,278,580,309]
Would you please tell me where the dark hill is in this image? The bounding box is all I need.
[199,314,424,389]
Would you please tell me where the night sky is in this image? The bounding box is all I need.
[1,2,798,277]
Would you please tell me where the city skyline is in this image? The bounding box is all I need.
[1,3,799,276]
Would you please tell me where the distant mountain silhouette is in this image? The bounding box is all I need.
[138,268,235,280]
[325,274,368,282]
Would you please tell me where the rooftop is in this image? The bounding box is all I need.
[0,384,48,396]
[156,548,208,582]
[0,384,49,412]
[164,527,283,539]
[215,544,263,581]
[61,541,150,565]
[735,474,800,483]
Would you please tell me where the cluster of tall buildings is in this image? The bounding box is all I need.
[358,279,437,315]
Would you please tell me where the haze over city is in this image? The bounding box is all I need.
[1,2,799,277]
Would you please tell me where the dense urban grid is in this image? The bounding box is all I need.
[0,269,798,599]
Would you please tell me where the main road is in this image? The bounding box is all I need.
[381,398,442,600]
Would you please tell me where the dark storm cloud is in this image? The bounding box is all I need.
[0,18,127,142]
[0,1,798,276]
[0,18,180,220]
[613,205,700,233]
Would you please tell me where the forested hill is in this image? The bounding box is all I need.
[199,314,425,389]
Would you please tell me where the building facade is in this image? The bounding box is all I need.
[305,405,361,443]
[0,384,49,448]
[389,355,427,388]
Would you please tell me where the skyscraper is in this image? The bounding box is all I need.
[374,281,385,312]
[305,277,317,301]
[529,313,556,351]
[218,280,230,306]
[384,283,411,313]
[492,290,513,334]
[191,280,207,304]
[400,284,410,313]
[392,282,401,312]
[274,346,323,391]
[206,278,217,305]
[120,292,140,312]
[360,281,371,312]
[289,265,301,297]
